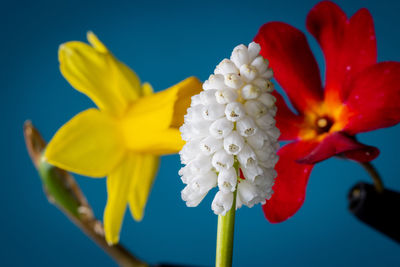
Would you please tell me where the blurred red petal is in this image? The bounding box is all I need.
[254,22,323,114]
[307,1,376,103]
[272,91,303,141]
[343,62,400,134]
[298,132,379,164]
[263,141,316,223]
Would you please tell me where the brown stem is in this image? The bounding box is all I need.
[24,121,147,267]
[359,161,384,193]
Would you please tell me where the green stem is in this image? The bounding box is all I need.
[359,161,384,193]
[215,164,238,267]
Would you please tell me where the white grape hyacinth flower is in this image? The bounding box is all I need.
[179,42,279,216]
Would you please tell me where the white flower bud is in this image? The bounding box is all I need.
[237,144,257,168]
[241,84,261,100]
[225,102,245,122]
[267,127,280,140]
[244,100,267,118]
[236,116,257,137]
[209,117,234,139]
[270,106,277,116]
[212,191,234,215]
[185,104,204,122]
[252,78,269,91]
[259,154,279,169]
[182,185,207,207]
[247,42,261,62]
[246,130,265,149]
[180,124,193,142]
[191,119,212,137]
[256,113,275,130]
[215,89,238,104]
[191,94,202,106]
[258,93,276,108]
[214,59,239,75]
[180,140,200,164]
[200,89,218,105]
[251,56,268,74]
[223,131,245,155]
[261,69,274,80]
[189,154,213,174]
[218,168,237,193]
[202,103,226,121]
[237,180,261,208]
[190,171,218,194]
[212,149,234,171]
[203,74,226,90]
[239,64,258,82]
[179,165,193,184]
[224,73,243,89]
[199,136,223,155]
[231,44,250,67]
[241,164,263,182]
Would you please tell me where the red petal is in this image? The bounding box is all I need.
[263,141,316,223]
[343,62,400,134]
[254,22,323,114]
[307,1,376,103]
[272,91,303,141]
[298,132,379,164]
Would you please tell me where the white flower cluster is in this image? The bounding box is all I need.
[179,42,280,215]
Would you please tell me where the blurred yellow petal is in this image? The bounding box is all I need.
[121,77,202,153]
[141,82,154,96]
[45,108,124,177]
[87,31,107,53]
[59,33,141,116]
[128,154,160,221]
[103,154,135,245]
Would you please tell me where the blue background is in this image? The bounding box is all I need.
[2,0,400,266]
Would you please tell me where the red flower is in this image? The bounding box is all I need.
[254,1,400,223]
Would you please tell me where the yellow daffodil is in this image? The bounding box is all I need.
[45,32,202,245]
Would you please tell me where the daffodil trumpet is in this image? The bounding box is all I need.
[45,32,202,244]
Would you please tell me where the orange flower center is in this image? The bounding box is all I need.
[299,101,348,141]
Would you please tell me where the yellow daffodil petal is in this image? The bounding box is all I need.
[87,31,107,53]
[123,77,202,131]
[141,82,154,96]
[103,154,135,245]
[59,33,141,116]
[128,154,160,221]
[45,108,124,177]
[121,77,202,153]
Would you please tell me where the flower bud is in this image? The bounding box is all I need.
[200,89,218,105]
[231,44,250,67]
[223,131,245,155]
[212,191,234,215]
[224,73,243,89]
[218,168,237,193]
[236,116,257,137]
[203,74,226,90]
[214,59,239,75]
[240,64,258,82]
[199,136,223,155]
[212,149,234,171]
[215,89,238,104]
[202,104,226,121]
[237,144,257,168]
[209,117,234,139]
[225,102,245,122]
[244,100,267,118]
